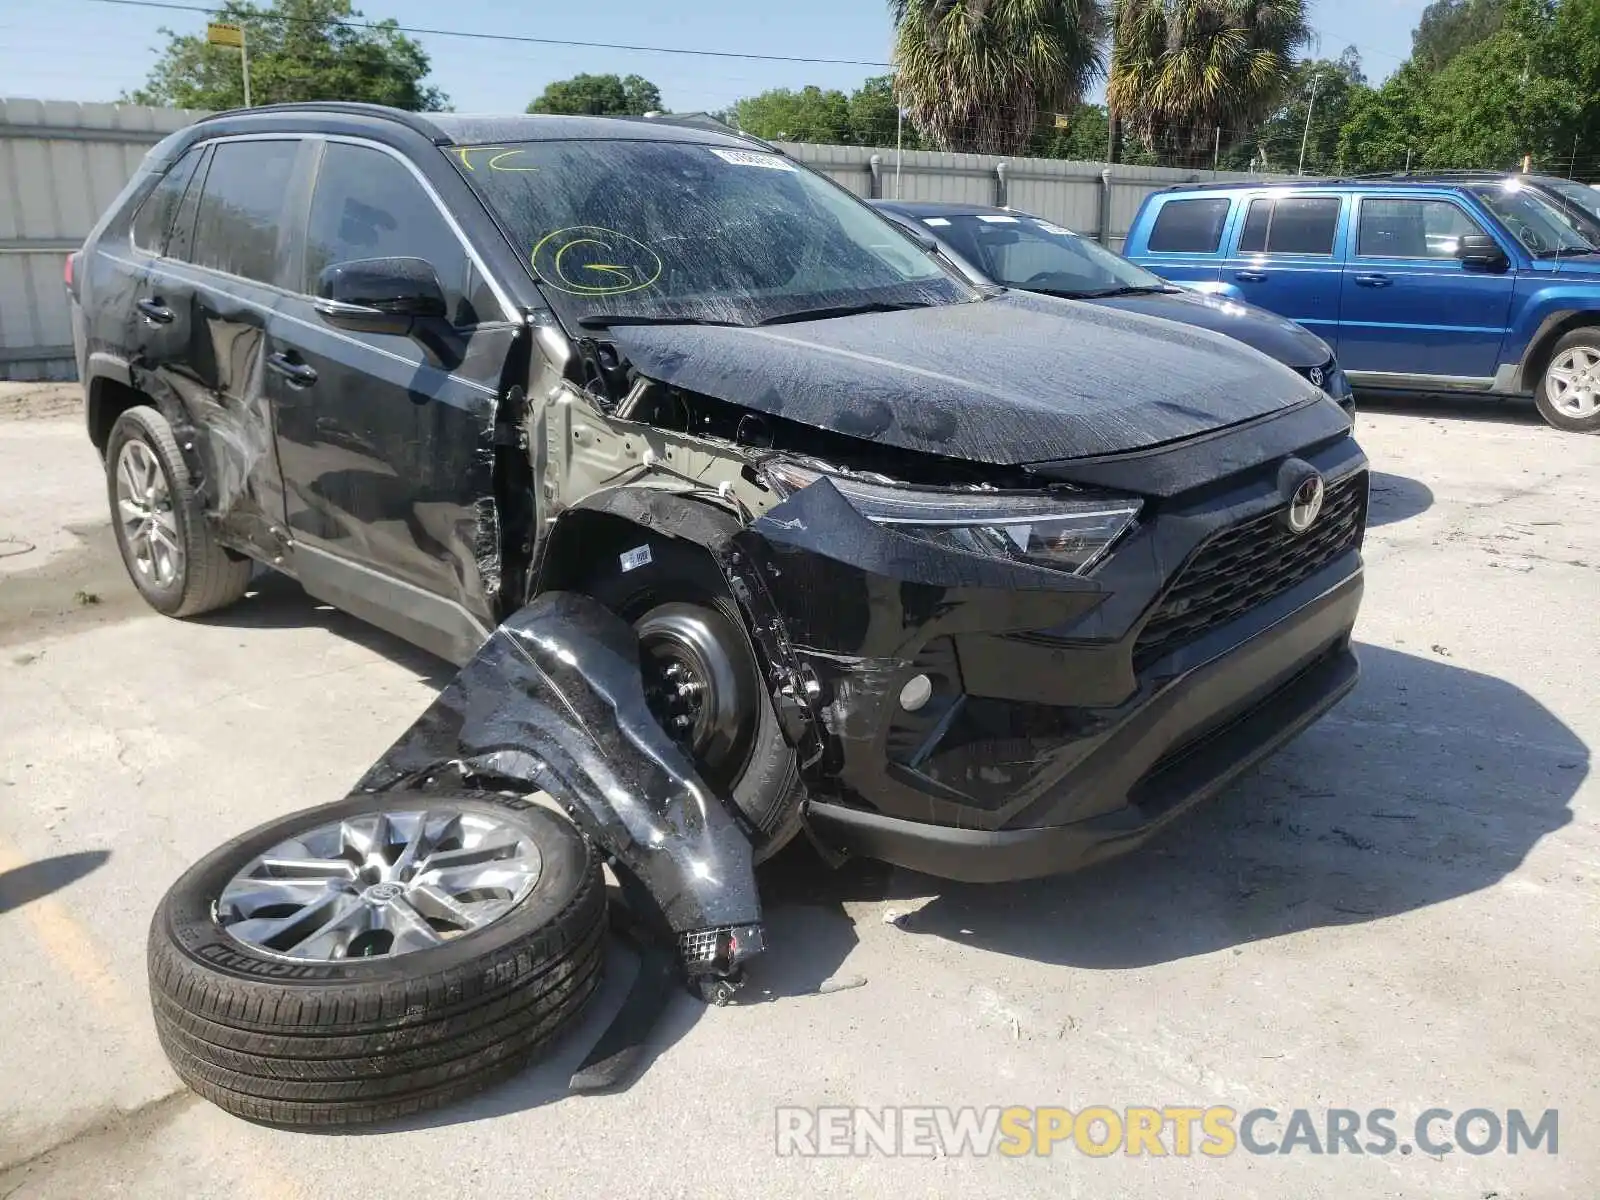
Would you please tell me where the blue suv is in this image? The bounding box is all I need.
[1124,177,1600,433]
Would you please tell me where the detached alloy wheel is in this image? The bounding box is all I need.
[148,792,606,1127]
[1537,331,1600,433]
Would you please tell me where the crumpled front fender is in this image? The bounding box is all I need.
[351,590,762,974]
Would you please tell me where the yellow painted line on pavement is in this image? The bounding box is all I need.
[0,836,307,1200]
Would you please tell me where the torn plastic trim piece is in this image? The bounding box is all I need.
[351,590,763,967]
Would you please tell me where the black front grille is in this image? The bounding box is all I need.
[1134,472,1368,669]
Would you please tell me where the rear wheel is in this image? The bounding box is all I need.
[1537,331,1600,433]
[105,405,254,615]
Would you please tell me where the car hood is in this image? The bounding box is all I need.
[1084,288,1331,370]
[607,293,1323,466]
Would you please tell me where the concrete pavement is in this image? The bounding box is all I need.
[1,384,1595,1198]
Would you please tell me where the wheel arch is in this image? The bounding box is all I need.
[1517,310,1600,393]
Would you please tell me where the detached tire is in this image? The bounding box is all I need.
[105,405,254,617]
[148,792,606,1128]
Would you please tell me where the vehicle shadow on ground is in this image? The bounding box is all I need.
[192,571,456,687]
[754,642,1586,981]
[1367,472,1434,528]
[0,850,111,914]
[1357,391,1548,428]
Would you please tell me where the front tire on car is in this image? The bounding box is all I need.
[105,405,254,617]
[1536,330,1600,433]
[148,793,606,1128]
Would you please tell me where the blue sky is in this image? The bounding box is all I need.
[2,0,1431,114]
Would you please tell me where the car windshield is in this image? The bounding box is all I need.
[1533,178,1600,239]
[449,139,976,327]
[922,212,1171,296]
[1469,182,1600,257]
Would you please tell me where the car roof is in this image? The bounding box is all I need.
[1154,174,1583,196]
[870,199,1020,219]
[185,102,764,150]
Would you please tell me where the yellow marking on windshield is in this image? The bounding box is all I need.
[532,226,663,296]
[448,146,539,172]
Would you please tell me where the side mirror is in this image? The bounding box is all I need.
[1457,234,1510,273]
[313,257,449,336]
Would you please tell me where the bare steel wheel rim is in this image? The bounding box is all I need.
[1546,347,1600,419]
[115,439,183,588]
[217,808,544,961]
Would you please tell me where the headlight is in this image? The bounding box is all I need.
[764,459,1142,576]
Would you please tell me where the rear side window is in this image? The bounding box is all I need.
[1146,198,1233,253]
[1238,197,1342,255]
[303,143,497,327]
[131,148,202,256]
[1357,198,1486,259]
[190,139,301,284]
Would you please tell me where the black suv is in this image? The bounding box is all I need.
[69,103,1368,1125]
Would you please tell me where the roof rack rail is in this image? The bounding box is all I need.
[618,111,782,152]
[193,102,448,143]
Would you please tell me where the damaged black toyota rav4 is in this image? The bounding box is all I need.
[69,103,1366,1125]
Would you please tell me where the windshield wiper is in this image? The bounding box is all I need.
[577,314,743,330]
[1064,285,1180,299]
[757,301,934,326]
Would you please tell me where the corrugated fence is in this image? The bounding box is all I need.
[0,98,1277,381]
[0,99,206,380]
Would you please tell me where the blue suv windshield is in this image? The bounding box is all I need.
[1469,182,1600,257]
[449,139,976,327]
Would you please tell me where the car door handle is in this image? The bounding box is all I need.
[136,298,174,325]
[1235,270,1269,283]
[266,352,318,389]
[1354,273,1393,288]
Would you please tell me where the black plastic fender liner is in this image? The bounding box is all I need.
[352,590,763,960]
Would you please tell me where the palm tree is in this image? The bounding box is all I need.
[890,0,1108,156]
[1108,0,1312,159]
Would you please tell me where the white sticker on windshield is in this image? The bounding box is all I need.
[709,148,796,171]
[978,214,1020,223]
[923,217,952,227]
[1035,221,1074,236]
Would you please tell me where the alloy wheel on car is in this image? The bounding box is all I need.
[1545,346,1600,420]
[115,438,184,588]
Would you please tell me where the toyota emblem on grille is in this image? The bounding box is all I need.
[1308,366,1325,388]
[1287,474,1327,535]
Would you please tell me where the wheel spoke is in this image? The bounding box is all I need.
[1549,367,1578,390]
[415,833,521,877]
[227,887,351,953]
[380,897,445,952]
[253,856,359,882]
[408,882,484,930]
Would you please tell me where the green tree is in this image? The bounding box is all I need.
[847,75,919,148]
[1412,0,1509,72]
[889,0,1107,156]
[731,86,853,143]
[1334,0,1591,175]
[1227,48,1367,174]
[1031,102,1111,160]
[1108,0,1312,160]
[528,73,664,116]
[128,0,446,111]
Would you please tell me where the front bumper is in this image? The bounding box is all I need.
[806,574,1361,882]
[735,430,1368,883]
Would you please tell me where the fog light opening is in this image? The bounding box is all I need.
[899,674,934,713]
